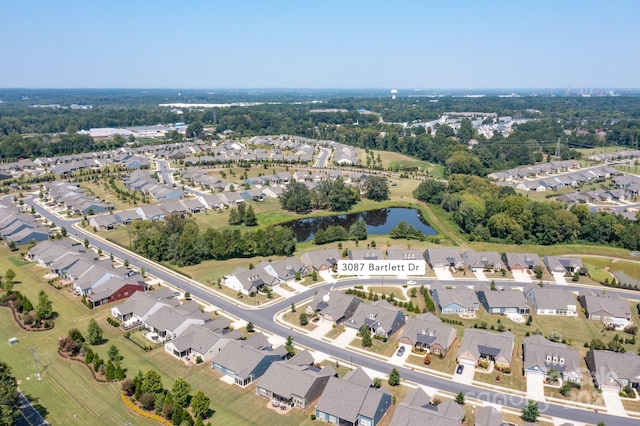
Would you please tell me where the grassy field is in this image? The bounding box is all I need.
[580,256,640,282]
[0,245,319,426]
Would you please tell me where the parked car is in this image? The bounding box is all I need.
[456,364,464,374]
[396,346,405,357]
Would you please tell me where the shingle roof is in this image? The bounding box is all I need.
[457,329,515,364]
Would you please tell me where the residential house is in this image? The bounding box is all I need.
[136,204,165,221]
[255,259,308,284]
[164,322,240,362]
[385,248,425,261]
[348,249,385,261]
[210,336,287,387]
[578,290,631,327]
[425,248,464,271]
[474,406,504,426]
[462,250,504,271]
[315,367,392,426]
[301,248,341,271]
[586,350,640,391]
[430,283,480,315]
[503,252,542,272]
[457,329,515,369]
[544,256,584,274]
[476,286,530,315]
[143,301,211,340]
[389,387,464,426]
[113,209,141,225]
[524,285,577,316]
[86,276,148,308]
[89,214,119,231]
[397,313,457,356]
[111,287,179,326]
[344,300,406,339]
[223,267,279,296]
[256,351,335,409]
[305,291,362,325]
[523,335,582,383]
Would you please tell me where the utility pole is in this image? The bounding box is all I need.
[554,137,562,158]
[28,346,40,379]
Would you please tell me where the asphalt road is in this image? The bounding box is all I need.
[25,196,640,425]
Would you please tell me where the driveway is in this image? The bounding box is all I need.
[388,344,411,367]
[452,363,475,385]
[319,270,335,283]
[552,272,567,285]
[512,270,532,283]
[472,269,489,282]
[308,318,335,339]
[526,373,546,402]
[271,285,294,298]
[601,386,628,417]
[434,268,453,280]
[331,327,358,348]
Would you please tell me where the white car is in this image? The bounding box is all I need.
[407,280,417,285]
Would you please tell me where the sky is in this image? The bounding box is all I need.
[1,0,639,89]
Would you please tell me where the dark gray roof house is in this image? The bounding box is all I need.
[586,350,640,391]
[389,387,464,426]
[544,256,584,274]
[502,253,542,272]
[345,300,406,339]
[457,329,515,369]
[256,351,335,409]
[211,338,287,387]
[425,248,464,270]
[301,248,341,271]
[462,250,505,271]
[305,290,362,324]
[477,286,530,315]
[523,335,582,383]
[316,368,392,426]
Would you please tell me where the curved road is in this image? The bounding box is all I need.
[26,196,640,425]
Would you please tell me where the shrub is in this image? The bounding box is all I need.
[107,317,120,327]
[310,414,316,420]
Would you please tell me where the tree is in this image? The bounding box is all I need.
[245,322,254,333]
[455,391,465,405]
[228,208,242,225]
[186,121,203,139]
[521,400,539,422]
[107,345,122,362]
[83,238,90,248]
[0,362,19,426]
[141,370,164,395]
[7,241,16,251]
[359,325,372,348]
[285,335,295,359]
[388,368,401,386]
[105,360,115,381]
[191,391,210,419]
[280,180,311,213]
[372,377,382,389]
[413,179,448,205]
[299,312,308,326]
[243,205,258,226]
[363,176,390,201]
[4,269,15,286]
[172,377,192,407]
[87,318,103,345]
[290,302,296,313]
[36,290,53,320]
[349,219,368,241]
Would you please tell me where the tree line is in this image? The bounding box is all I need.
[414,174,640,249]
[130,215,296,266]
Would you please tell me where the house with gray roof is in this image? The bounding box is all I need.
[544,256,584,274]
[523,335,582,383]
[389,387,463,426]
[457,329,515,369]
[255,259,308,284]
[144,302,210,340]
[164,323,240,362]
[211,338,287,387]
[397,313,457,356]
[114,208,141,224]
[431,283,480,315]
[386,248,425,261]
[136,204,165,221]
[586,350,640,391]
[477,286,530,315]
[524,285,577,316]
[425,248,464,271]
[110,287,179,325]
[256,351,335,409]
[348,249,385,261]
[301,248,341,271]
[315,368,392,426]
[344,300,405,339]
[223,266,279,296]
[86,276,148,308]
[578,290,631,327]
[306,290,362,325]
[89,214,119,231]
[462,250,505,271]
[503,252,542,272]
[475,406,504,426]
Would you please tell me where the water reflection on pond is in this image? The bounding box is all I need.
[281,207,437,242]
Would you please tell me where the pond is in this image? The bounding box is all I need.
[282,207,437,242]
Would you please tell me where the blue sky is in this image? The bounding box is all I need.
[2,0,638,89]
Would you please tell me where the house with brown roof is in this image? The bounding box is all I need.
[397,313,457,356]
[457,329,515,369]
